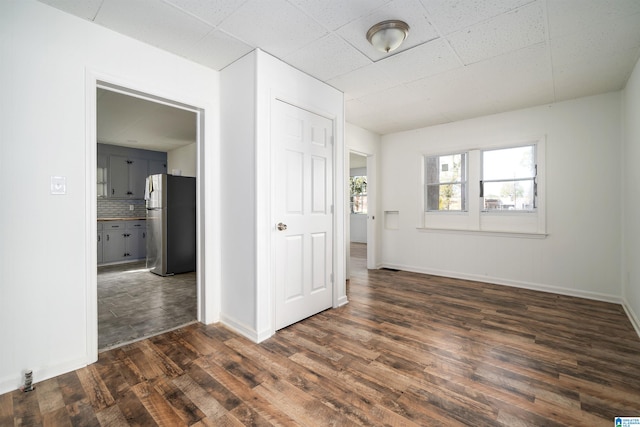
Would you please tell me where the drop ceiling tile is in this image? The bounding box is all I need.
[407,43,553,122]
[553,47,640,101]
[550,12,640,68]
[37,0,103,21]
[420,0,534,35]
[288,0,389,31]
[95,0,213,55]
[327,63,397,100]
[547,0,640,39]
[353,84,426,123]
[283,34,371,81]
[186,29,254,70]
[336,0,439,62]
[164,0,249,27]
[446,1,545,65]
[375,38,462,84]
[219,0,327,58]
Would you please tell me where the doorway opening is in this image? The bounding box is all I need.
[94,84,201,351]
[347,151,375,279]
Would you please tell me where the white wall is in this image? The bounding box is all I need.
[623,57,640,333]
[168,143,197,177]
[380,92,622,302]
[219,52,258,339]
[0,1,219,394]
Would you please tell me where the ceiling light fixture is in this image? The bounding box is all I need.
[366,20,410,53]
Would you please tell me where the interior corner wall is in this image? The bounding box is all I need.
[623,56,640,331]
[219,52,259,338]
[0,0,219,394]
[168,143,197,177]
[379,92,623,302]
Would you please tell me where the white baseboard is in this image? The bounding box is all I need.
[335,295,349,308]
[219,314,263,343]
[622,300,640,339]
[0,356,89,396]
[380,262,622,304]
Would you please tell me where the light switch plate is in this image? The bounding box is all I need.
[50,176,66,195]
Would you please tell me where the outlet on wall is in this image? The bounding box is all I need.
[129,205,134,211]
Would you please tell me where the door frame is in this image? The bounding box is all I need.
[270,98,336,331]
[346,149,378,276]
[84,70,220,363]
[257,94,346,341]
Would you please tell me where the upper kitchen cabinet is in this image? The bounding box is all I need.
[97,154,108,198]
[97,143,167,199]
[149,159,167,176]
[109,155,148,198]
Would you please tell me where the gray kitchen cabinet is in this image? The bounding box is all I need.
[126,220,146,260]
[149,159,167,176]
[97,222,104,263]
[109,155,148,199]
[97,154,108,198]
[102,221,127,263]
[99,220,146,264]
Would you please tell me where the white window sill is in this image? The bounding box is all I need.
[417,227,548,239]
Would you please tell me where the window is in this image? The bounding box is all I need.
[481,145,536,212]
[422,138,545,235]
[349,176,367,214]
[425,152,467,211]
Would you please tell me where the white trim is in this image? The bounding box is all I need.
[622,300,640,339]
[220,315,263,343]
[416,227,548,239]
[85,70,99,365]
[380,262,623,304]
[0,356,89,396]
[84,69,220,362]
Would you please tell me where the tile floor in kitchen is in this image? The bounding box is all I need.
[98,260,197,350]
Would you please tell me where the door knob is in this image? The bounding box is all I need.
[277,222,287,231]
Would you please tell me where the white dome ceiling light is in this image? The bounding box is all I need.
[366,20,410,53]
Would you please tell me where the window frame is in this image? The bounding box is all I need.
[349,175,368,215]
[480,143,538,213]
[424,151,469,213]
[420,137,546,235]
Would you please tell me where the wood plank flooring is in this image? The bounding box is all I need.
[3,242,640,426]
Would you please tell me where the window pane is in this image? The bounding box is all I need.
[483,180,535,211]
[426,152,467,212]
[427,153,465,184]
[350,176,367,214]
[483,145,535,181]
[427,184,466,211]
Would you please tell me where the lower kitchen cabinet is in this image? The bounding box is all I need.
[126,221,147,260]
[99,220,146,264]
[97,222,104,264]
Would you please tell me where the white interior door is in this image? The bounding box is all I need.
[273,100,334,330]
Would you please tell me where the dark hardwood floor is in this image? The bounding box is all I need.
[3,242,640,426]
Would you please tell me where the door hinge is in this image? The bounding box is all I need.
[330,273,334,283]
[330,205,334,214]
[330,136,334,145]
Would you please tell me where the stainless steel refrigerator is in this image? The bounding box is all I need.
[145,174,196,276]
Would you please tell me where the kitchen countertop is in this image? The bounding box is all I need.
[98,217,146,221]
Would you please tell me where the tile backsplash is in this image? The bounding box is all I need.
[98,199,147,219]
